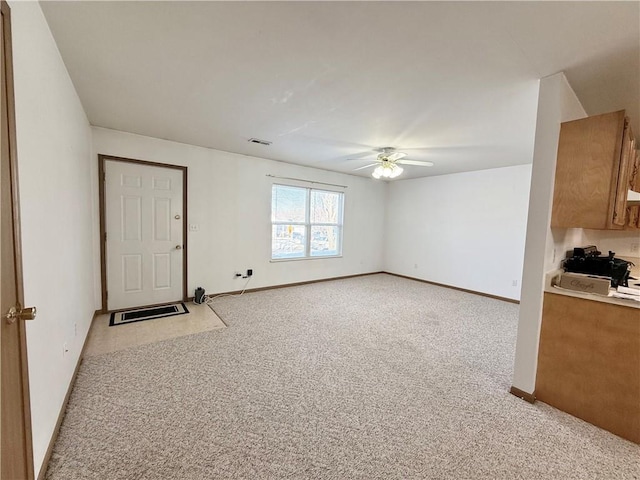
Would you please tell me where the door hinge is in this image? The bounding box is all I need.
[104,232,107,241]
[105,291,108,300]
[102,172,106,182]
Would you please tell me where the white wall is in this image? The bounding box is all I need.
[582,229,640,259]
[511,73,587,395]
[383,164,532,300]
[91,127,386,301]
[9,2,96,477]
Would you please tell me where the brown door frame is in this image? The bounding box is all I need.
[1,1,34,478]
[98,154,188,313]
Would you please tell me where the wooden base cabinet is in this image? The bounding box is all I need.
[536,293,640,443]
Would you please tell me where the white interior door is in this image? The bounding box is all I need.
[105,160,184,310]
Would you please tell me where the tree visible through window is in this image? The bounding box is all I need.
[271,184,344,260]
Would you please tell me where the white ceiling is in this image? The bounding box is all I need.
[40,1,639,180]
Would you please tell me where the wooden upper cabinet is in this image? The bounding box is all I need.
[551,110,638,230]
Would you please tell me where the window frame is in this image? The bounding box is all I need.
[271,183,344,261]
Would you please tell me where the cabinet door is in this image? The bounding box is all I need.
[612,121,635,226]
[626,139,640,229]
[632,148,640,193]
[536,293,640,444]
[626,205,639,229]
[551,111,625,229]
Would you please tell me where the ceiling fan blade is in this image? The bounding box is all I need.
[386,152,407,161]
[345,154,377,161]
[397,159,434,167]
[399,145,483,152]
[353,163,379,171]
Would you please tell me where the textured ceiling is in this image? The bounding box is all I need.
[41,1,639,180]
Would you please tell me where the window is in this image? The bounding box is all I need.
[271,184,344,260]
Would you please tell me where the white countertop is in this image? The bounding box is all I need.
[545,265,640,310]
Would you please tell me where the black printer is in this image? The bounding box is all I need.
[563,246,633,288]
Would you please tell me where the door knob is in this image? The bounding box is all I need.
[174,215,181,220]
[5,305,37,325]
[175,245,182,250]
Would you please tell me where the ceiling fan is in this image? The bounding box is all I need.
[353,147,434,179]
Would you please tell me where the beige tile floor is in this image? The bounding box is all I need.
[84,302,226,357]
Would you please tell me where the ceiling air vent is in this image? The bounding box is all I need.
[248,138,272,146]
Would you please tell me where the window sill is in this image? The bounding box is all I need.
[270,255,343,263]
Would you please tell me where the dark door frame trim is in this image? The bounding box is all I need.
[98,154,188,313]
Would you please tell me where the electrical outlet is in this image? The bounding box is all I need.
[189,224,199,232]
[631,243,639,254]
[414,263,418,269]
[512,280,518,287]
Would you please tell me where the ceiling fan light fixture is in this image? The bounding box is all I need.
[357,147,432,179]
[372,162,403,180]
[390,165,403,178]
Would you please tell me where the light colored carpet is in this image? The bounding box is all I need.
[46,274,640,479]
